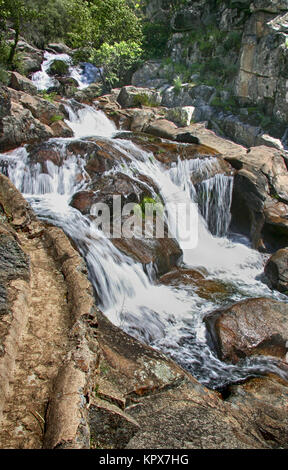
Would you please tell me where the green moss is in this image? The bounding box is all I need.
[50,114,64,124]
[133,93,158,107]
[48,59,69,77]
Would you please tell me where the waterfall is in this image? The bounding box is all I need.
[1,102,287,389]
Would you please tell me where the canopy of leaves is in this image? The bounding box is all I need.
[92,40,143,90]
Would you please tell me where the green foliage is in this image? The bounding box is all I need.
[0,66,10,85]
[91,40,143,91]
[223,31,242,52]
[39,90,57,102]
[135,195,163,219]
[142,22,171,59]
[50,114,64,123]
[173,76,183,94]
[1,0,39,66]
[88,0,143,49]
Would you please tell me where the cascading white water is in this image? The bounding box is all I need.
[31,51,100,91]
[1,103,287,389]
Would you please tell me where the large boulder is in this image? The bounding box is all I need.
[0,87,11,119]
[16,40,43,75]
[0,87,73,151]
[117,86,162,108]
[47,59,70,77]
[265,248,288,293]
[160,268,235,302]
[166,106,196,127]
[0,100,53,152]
[113,236,183,278]
[226,374,288,448]
[47,43,72,54]
[96,311,284,449]
[263,196,288,248]
[161,84,216,108]
[131,60,163,88]
[9,72,37,96]
[229,145,288,249]
[205,297,288,363]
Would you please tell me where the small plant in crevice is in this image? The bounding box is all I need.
[50,114,64,124]
[173,75,183,94]
[39,90,57,103]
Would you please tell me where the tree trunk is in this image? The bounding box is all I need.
[7,20,19,66]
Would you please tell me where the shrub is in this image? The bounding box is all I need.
[142,22,171,59]
[91,40,143,91]
[173,76,183,94]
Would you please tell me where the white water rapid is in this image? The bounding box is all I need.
[1,102,287,390]
[32,51,100,91]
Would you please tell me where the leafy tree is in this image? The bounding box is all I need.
[88,0,143,48]
[2,0,39,66]
[91,40,143,91]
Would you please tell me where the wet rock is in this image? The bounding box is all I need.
[57,76,79,97]
[160,268,235,302]
[50,120,73,138]
[205,297,288,363]
[229,146,288,249]
[67,138,128,177]
[265,248,288,293]
[117,86,162,108]
[116,131,219,165]
[113,236,183,277]
[263,197,288,248]
[231,165,268,248]
[9,72,37,96]
[70,191,96,215]
[27,141,65,169]
[47,59,70,77]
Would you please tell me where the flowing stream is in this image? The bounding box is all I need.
[32,51,100,91]
[1,100,287,390]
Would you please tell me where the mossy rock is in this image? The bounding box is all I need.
[48,60,69,77]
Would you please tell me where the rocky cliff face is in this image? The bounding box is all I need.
[235,3,288,123]
[143,1,288,134]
